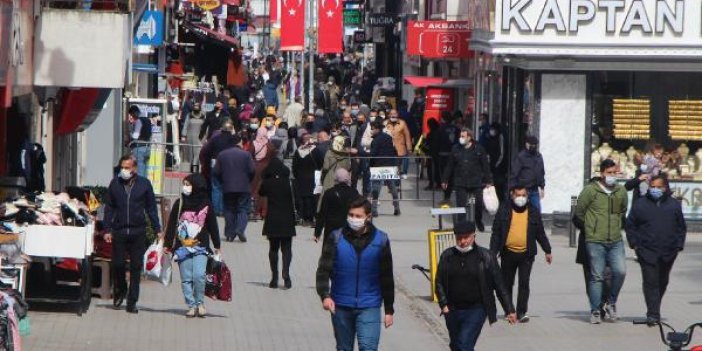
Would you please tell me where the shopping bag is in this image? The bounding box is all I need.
[483,186,499,215]
[143,240,163,281]
[205,255,232,301]
[217,260,232,301]
[159,252,173,286]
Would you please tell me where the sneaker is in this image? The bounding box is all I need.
[372,211,379,218]
[646,317,660,327]
[605,304,618,322]
[401,174,408,180]
[186,307,197,318]
[126,304,139,314]
[197,304,207,318]
[283,278,292,290]
[518,314,530,323]
[476,222,485,232]
[590,310,601,324]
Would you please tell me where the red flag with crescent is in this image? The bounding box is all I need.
[318,0,342,53]
[270,0,278,24]
[281,0,305,50]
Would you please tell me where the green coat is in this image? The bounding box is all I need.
[574,180,628,243]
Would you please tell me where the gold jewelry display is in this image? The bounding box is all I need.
[669,100,702,141]
[612,98,650,140]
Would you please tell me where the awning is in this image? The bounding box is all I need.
[55,88,111,136]
[182,21,239,49]
[404,76,445,88]
[428,79,473,88]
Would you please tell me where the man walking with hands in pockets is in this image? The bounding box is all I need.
[316,198,395,351]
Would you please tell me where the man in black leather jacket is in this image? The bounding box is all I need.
[435,221,517,351]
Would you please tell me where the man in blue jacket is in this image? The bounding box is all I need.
[214,134,256,242]
[316,198,395,351]
[104,155,162,314]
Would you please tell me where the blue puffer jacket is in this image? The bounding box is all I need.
[104,175,161,236]
[330,229,388,309]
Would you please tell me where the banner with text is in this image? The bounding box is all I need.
[407,21,472,59]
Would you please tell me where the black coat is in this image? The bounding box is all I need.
[369,132,397,167]
[259,158,297,238]
[199,110,230,140]
[435,245,515,324]
[292,147,319,195]
[314,183,361,239]
[625,193,686,264]
[443,143,492,189]
[489,203,552,258]
[509,150,545,189]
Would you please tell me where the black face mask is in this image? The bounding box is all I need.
[528,146,538,153]
[305,122,314,130]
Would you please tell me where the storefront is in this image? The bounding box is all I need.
[470,0,702,218]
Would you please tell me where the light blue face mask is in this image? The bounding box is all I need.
[649,188,664,200]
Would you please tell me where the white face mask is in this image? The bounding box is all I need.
[347,216,366,231]
[489,130,497,137]
[604,175,617,187]
[513,196,528,208]
[370,116,377,122]
[119,168,134,180]
[390,117,398,122]
[459,137,468,145]
[266,121,274,128]
[182,185,193,196]
[640,164,649,172]
[455,245,473,253]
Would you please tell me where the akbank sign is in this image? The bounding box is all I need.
[494,0,702,56]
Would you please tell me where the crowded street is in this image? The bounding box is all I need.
[1,0,702,350]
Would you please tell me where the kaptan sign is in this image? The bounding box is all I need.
[494,0,702,54]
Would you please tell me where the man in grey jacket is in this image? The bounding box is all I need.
[214,135,256,242]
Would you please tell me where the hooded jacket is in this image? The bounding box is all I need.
[574,179,628,243]
[625,192,686,264]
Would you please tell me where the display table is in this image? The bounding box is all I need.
[20,224,94,316]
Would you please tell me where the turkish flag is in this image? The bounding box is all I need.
[318,0,343,53]
[280,0,305,51]
[269,0,278,24]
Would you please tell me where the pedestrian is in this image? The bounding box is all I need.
[574,159,628,324]
[284,95,304,128]
[163,173,222,318]
[214,134,255,242]
[126,106,152,178]
[486,122,507,203]
[438,112,460,200]
[353,112,373,197]
[292,133,318,226]
[320,136,352,197]
[251,125,275,220]
[181,102,205,170]
[435,221,517,351]
[509,136,545,211]
[227,96,241,129]
[441,128,492,231]
[477,113,490,147]
[315,198,395,351]
[203,121,238,216]
[425,118,442,191]
[369,121,401,217]
[314,168,361,243]
[259,153,297,289]
[385,109,413,179]
[625,174,686,325]
[199,99,230,141]
[103,155,162,314]
[490,185,552,323]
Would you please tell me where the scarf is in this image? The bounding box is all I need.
[297,143,316,159]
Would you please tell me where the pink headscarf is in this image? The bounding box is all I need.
[253,127,269,161]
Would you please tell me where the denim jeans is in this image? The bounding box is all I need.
[178,254,208,308]
[210,175,224,215]
[359,159,371,196]
[444,306,487,351]
[528,187,541,212]
[132,145,150,178]
[371,180,400,214]
[331,307,381,351]
[223,192,251,240]
[400,156,410,175]
[587,240,627,312]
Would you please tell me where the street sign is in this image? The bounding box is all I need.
[134,11,164,46]
[370,166,400,180]
[343,9,361,26]
[407,20,472,59]
[368,13,397,27]
[353,30,369,43]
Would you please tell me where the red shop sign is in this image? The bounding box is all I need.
[426,87,454,111]
[407,20,473,59]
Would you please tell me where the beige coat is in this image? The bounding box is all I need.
[385,119,413,156]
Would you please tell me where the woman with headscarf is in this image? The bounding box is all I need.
[320,135,353,196]
[292,133,318,226]
[251,126,275,220]
[164,174,221,318]
[259,153,297,289]
[314,168,360,243]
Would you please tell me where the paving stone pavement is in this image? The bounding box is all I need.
[22,181,702,350]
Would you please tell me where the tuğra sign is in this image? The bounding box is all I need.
[494,0,702,56]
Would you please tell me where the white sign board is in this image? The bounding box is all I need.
[493,0,702,56]
[370,166,400,180]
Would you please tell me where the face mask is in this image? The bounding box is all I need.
[649,188,664,200]
[194,108,201,113]
[266,121,274,128]
[250,124,259,130]
[459,137,468,145]
[640,164,649,172]
[305,122,314,129]
[489,130,497,137]
[513,196,528,208]
[182,185,193,196]
[455,245,473,253]
[379,114,386,119]
[390,117,398,122]
[347,217,366,231]
[604,176,617,187]
[332,131,340,137]
[528,145,537,153]
[351,109,359,116]
[249,98,254,103]
[119,168,134,180]
[370,116,377,122]
[340,105,348,110]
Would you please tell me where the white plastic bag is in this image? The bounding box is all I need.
[143,240,163,281]
[483,186,499,215]
[159,252,173,286]
[313,170,323,195]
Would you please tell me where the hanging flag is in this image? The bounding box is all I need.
[318,0,342,53]
[280,0,305,51]
[269,0,278,24]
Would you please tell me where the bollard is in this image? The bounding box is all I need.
[569,196,577,248]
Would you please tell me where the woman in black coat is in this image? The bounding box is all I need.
[292,133,319,226]
[314,168,360,243]
[259,155,297,290]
